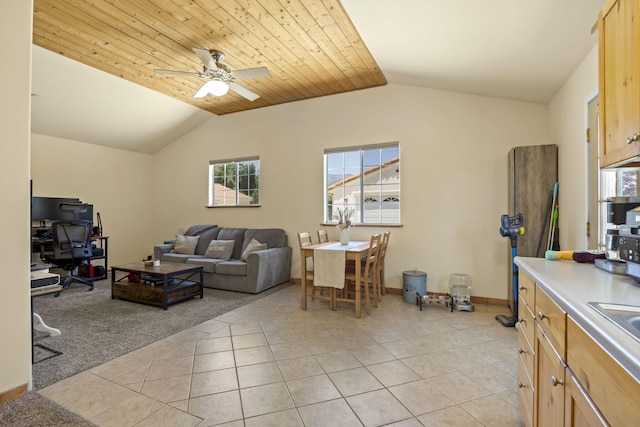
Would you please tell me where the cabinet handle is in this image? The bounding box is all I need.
[518,382,526,388]
[518,285,526,291]
[627,133,640,144]
[518,317,525,324]
[537,311,548,321]
[551,376,564,387]
[518,347,524,354]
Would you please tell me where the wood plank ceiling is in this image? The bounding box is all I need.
[33,0,387,116]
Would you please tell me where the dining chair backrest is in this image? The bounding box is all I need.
[363,234,381,278]
[317,229,328,243]
[378,231,390,268]
[376,231,391,295]
[298,231,313,249]
[298,231,314,273]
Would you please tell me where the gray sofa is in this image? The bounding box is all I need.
[153,225,292,294]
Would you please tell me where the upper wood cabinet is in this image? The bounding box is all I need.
[599,0,640,167]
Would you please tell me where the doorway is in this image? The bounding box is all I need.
[587,95,599,249]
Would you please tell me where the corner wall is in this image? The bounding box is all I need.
[549,45,599,250]
[30,134,155,266]
[0,0,33,397]
[153,84,551,300]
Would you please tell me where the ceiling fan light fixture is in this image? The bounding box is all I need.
[193,79,229,98]
[206,79,229,96]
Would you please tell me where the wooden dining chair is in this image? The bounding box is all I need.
[338,234,381,315]
[377,231,390,297]
[297,231,331,304]
[317,229,328,243]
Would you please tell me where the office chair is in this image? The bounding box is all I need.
[44,220,94,292]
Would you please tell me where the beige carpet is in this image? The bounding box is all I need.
[0,392,96,426]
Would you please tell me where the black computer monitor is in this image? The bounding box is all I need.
[31,196,93,223]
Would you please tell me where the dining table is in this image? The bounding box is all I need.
[300,240,370,318]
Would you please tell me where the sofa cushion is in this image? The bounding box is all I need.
[217,228,247,260]
[186,257,224,274]
[185,224,217,236]
[185,225,219,255]
[215,260,247,276]
[204,240,235,260]
[162,253,203,263]
[241,238,267,261]
[171,234,199,254]
[243,229,287,251]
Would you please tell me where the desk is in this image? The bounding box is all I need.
[301,241,369,318]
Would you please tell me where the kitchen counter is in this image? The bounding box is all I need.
[514,256,640,383]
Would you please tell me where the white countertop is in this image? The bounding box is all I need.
[514,256,640,382]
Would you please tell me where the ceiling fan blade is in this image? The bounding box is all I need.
[193,82,210,99]
[193,47,217,70]
[232,67,271,80]
[154,69,202,77]
[228,82,260,101]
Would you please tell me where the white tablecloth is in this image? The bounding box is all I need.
[313,241,367,289]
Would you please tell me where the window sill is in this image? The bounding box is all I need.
[320,223,403,228]
[205,205,261,208]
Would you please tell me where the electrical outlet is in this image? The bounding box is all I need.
[396,269,403,278]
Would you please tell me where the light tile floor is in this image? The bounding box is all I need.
[40,285,524,426]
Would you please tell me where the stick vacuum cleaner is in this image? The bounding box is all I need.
[497,213,525,327]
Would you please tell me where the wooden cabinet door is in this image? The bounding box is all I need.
[535,325,565,426]
[564,369,609,427]
[599,0,640,167]
[567,317,640,426]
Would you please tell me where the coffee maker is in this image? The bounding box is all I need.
[596,197,640,274]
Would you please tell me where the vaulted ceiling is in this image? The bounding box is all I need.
[31,0,606,154]
[33,0,387,116]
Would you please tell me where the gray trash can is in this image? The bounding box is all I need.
[403,270,427,303]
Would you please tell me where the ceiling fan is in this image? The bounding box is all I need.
[154,48,270,101]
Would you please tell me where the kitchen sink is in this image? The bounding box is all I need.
[589,302,640,342]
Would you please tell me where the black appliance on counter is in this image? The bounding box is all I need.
[615,201,640,281]
[596,197,640,276]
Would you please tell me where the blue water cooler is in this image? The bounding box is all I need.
[403,270,427,303]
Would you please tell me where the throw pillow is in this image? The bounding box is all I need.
[204,240,235,260]
[170,234,199,255]
[241,238,267,261]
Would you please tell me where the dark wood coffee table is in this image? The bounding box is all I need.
[111,262,203,309]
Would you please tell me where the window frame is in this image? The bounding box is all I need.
[324,142,401,226]
[207,156,260,207]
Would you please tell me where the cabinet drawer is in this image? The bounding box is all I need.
[567,317,640,427]
[519,272,535,312]
[518,354,535,427]
[535,285,566,359]
[518,326,534,382]
[518,297,535,345]
[535,324,566,427]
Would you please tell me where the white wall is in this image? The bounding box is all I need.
[0,0,33,396]
[153,83,551,299]
[549,46,599,250]
[30,134,156,266]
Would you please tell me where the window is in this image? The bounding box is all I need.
[599,168,640,247]
[325,143,400,224]
[208,157,260,206]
